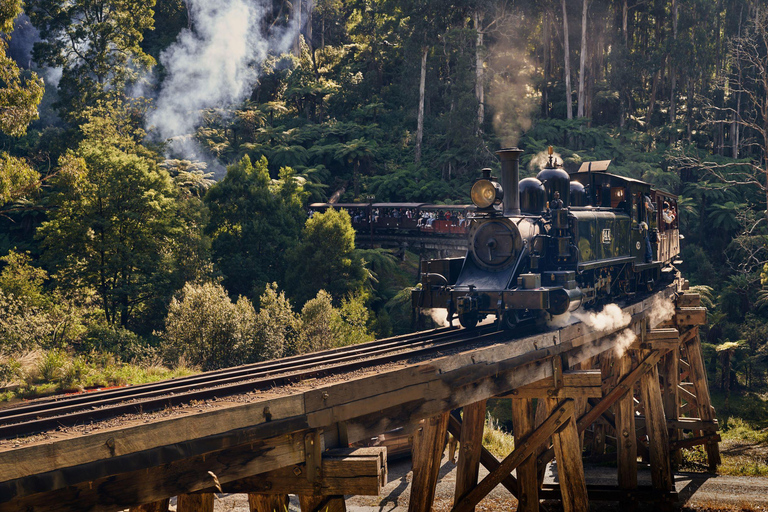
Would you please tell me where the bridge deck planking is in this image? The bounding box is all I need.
[0,283,680,511]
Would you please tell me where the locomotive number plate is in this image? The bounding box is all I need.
[602,228,612,244]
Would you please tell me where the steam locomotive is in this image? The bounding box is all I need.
[412,147,680,329]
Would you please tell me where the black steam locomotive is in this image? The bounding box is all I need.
[412,147,680,329]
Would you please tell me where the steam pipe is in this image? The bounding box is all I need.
[496,147,524,216]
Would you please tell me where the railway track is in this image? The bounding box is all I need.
[0,324,507,440]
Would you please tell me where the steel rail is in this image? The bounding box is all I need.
[0,326,462,419]
[0,326,505,439]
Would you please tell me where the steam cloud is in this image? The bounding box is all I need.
[549,303,631,332]
[422,308,449,327]
[647,295,676,328]
[549,304,637,357]
[529,150,563,172]
[486,18,537,147]
[147,0,302,176]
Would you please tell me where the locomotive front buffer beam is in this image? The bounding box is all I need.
[413,282,583,324]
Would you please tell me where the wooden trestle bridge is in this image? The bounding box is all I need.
[0,278,719,512]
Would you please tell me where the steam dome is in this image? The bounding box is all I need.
[536,166,571,207]
[570,181,587,206]
[519,177,546,214]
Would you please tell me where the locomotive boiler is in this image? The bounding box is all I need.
[412,147,680,329]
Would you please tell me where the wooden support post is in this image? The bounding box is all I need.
[686,332,722,469]
[299,495,346,512]
[409,412,450,512]
[454,400,487,510]
[546,398,589,512]
[129,499,169,512]
[615,352,637,491]
[661,348,681,468]
[177,494,214,512]
[448,413,519,497]
[249,494,289,512]
[452,400,574,512]
[511,398,540,512]
[639,349,673,492]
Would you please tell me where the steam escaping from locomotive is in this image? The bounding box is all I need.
[148,0,305,176]
[549,303,631,332]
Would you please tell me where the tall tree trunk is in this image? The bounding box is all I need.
[474,10,485,131]
[577,0,588,118]
[669,0,679,136]
[562,0,572,120]
[687,76,693,142]
[543,8,551,118]
[294,0,302,56]
[415,46,428,164]
[307,4,312,48]
[622,0,628,45]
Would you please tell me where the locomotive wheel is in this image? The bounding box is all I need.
[458,312,479,329]
[500,311,519,331]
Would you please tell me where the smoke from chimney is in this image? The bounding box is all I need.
[147,0,305,177]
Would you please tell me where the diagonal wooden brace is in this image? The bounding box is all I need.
[451,400,575,512]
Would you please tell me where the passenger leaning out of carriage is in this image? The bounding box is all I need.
[662,201,676,225]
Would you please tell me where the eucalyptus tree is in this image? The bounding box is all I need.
[26,0,156,118]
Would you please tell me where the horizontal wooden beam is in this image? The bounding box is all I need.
[670,433,722,452]
[676,293,701,308]
[2,431,307,512]
[499,370,602,399]
[540,483,679,503]
[675,308,707,327]
[633,417,718,432]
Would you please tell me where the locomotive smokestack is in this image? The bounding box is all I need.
[496,148,524,216]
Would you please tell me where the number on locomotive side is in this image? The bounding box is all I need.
[602,228,611,244]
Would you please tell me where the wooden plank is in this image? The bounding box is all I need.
[447,413,519,498]
[129,499,169,512]
[408,413,449,512]
[2,432,306,512]
[454,400,486,511]
[305,430,323,483]
[248,494,289,512]
[511,398,539,512]
[452,400,575,512]
[675,307,707,327]
[647,329,680,341]
[546,398,589,512]
[669,434,722,452]
[299,495,346,512]
[177,493,214,512]
[686,333,722,468]
[208,459,383,495]
[639,350,673,492]
[500,370,602,399]
[0,394,307,487]
[633,417,718,432]
[676,293,701,308]
[615,352,637,490]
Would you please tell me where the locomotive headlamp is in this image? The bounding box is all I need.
[471,179,503,209]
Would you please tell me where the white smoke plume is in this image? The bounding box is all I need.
[612,328,638,358]
[422,308,449,327]
[549,303,632,333]
[647,295,676,328]
[528,150,563,172]
[147,0,302,176]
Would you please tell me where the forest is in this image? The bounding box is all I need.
[0,0,767,443]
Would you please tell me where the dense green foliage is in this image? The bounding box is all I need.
[0,0,767,419]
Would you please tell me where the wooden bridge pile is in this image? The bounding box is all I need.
[0,280,719,512]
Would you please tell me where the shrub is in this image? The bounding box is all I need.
[162,281,256,370]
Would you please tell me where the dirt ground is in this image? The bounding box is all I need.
[199,453,768,512]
